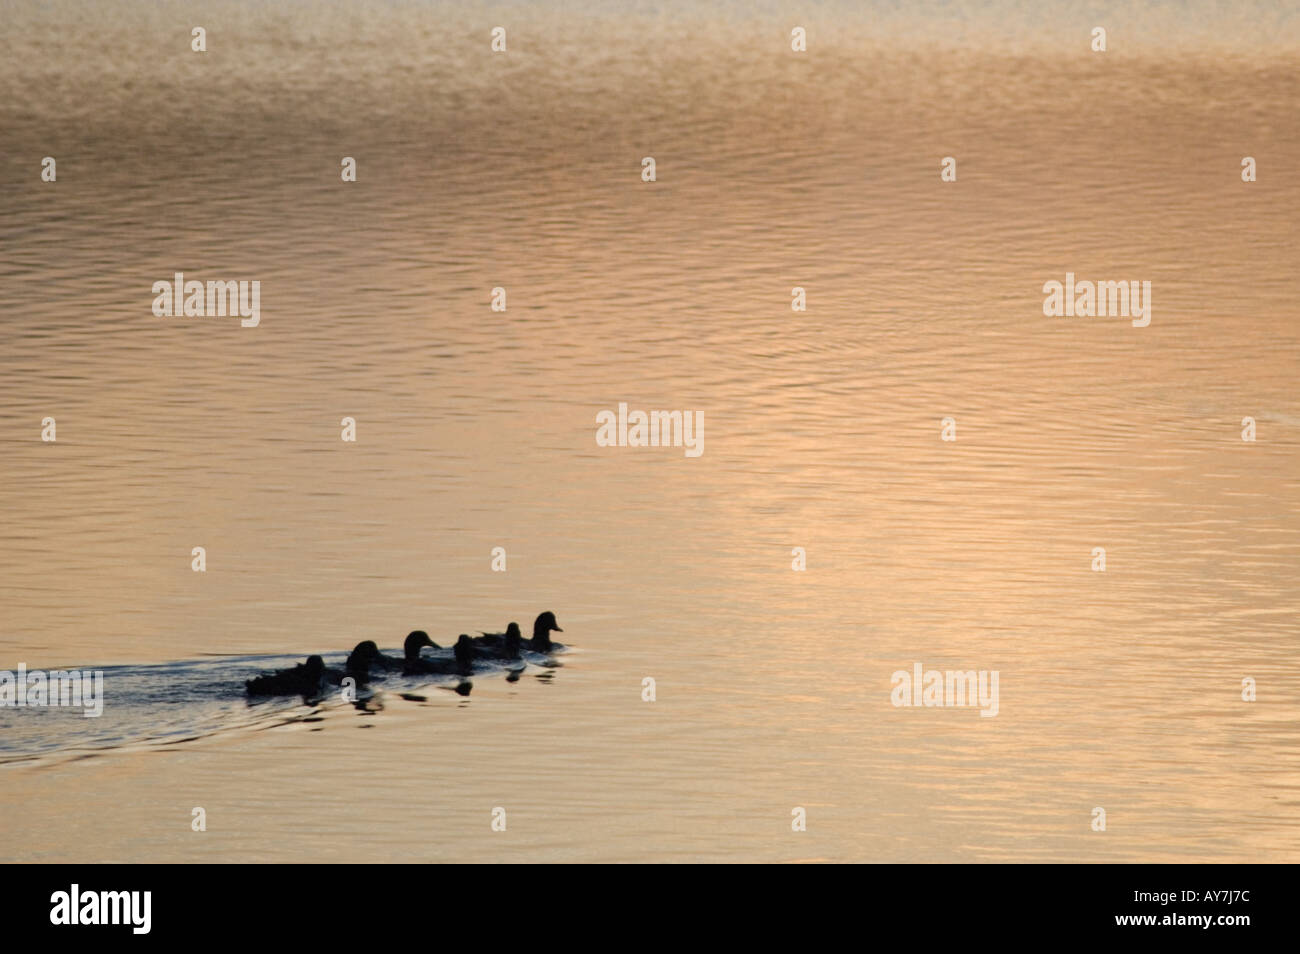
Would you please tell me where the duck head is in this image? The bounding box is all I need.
[304,655,326,679]
[346,641,383,671]
[532,611,563,649]
[404,630,438,661]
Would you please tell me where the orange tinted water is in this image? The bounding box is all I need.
[1,1,1298,861]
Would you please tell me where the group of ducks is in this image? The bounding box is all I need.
[244,611,565,698]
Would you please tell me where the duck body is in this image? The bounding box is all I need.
[371,631,441,671]
[319,640,392,687]
[473,622,522,660]
[405,634,476,677]
[246,655,327,697]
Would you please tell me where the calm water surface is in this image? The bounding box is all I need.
[1,0,1298,861]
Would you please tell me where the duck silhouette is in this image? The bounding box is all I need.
[523,611,565,652]
[246,655,327,697]
[405,634,476,676]
[473,621,523,659]
[321,641,390,686]
[382,631,441,669]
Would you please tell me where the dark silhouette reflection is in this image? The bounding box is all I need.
[349,692,383,713]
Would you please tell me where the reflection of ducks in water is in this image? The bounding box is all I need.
[523,611,565,652]
[246,655,326,697]
[405,634,475,677]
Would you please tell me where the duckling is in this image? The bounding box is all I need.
[405,634,476,677]
[384,630,441,669]
[246,655,327,697]
[522,611,565,652]
[322,641,388,686]
[473,621,522,659]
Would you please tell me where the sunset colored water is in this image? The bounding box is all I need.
[1,1,1298,862]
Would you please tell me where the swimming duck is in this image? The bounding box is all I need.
[385,630,441,669]
[246,655,327,697]
[522,611,565,652]
[321,641,389,685]
[473,621,523,659]
[405,634,476,676]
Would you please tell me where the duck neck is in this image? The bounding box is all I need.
[532,622,551,649]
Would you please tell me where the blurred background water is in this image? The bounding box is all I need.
[1,0,1298,861]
